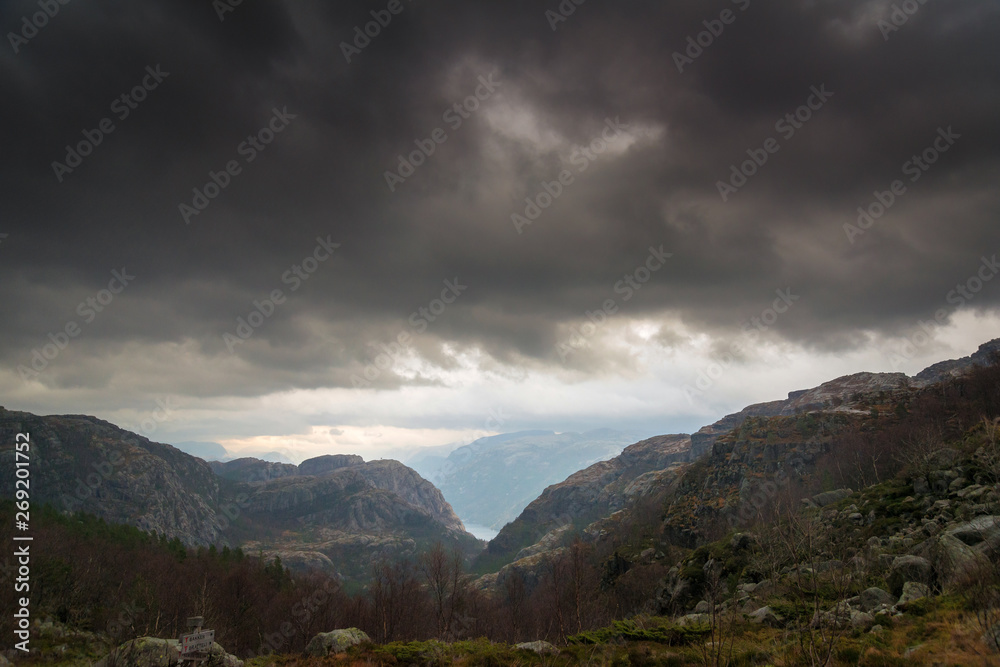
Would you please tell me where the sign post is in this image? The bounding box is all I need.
[179,616,214,664]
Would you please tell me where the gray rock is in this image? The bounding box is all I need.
[914,533,983,590]
[677,613,712,627]
[205,642,244,667]
[747,606,783,628]
[957,484,987,500]
[94,638,179,667]
[912,476,930,495]
[896,581,931,608]
[95,637,243,667]
[859,587,896,611]
[888,555,932,595]
[849,512,864,525]
[731,532,753,550]
[694,600,711,614]
[948,515,1000,549]
[516,641,559,655]
[305,628,370,656]
[870,624,885,634]
[812,488,853,507]
[949,477,969,492]
[850,610,877,630]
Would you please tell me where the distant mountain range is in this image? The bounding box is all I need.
[3,339,996,589]
[409,429,642,531]
[0,413,480,583]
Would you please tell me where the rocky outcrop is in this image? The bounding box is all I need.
[298,454,365,476]
[691,372,914,458]
[210,457,298,483]
[305,628,370,656]
[515,640,559,655]
[353,460,465,533]
[94,637,242,667]
[914,339,1000,385]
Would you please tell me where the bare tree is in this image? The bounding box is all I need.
[501,569,526,643]
[977,416,1000,484]
[699,561,739,667]
[419,543,468,639]
[771,510,853,667]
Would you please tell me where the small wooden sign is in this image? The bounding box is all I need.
[180,629,214,654]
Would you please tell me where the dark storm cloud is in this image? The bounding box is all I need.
[2,0,999,397]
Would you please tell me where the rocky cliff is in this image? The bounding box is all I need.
[0,409,228,546]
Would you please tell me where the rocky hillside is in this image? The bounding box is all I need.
[480,434,691,570]
[477,340,1000,590]
[0,410,228,546]
[422,429,642,531]
[0,409,480,582]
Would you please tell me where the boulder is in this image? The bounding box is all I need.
[305,628,371,656]
[95,637,243,667]
[948,516,1000,549]
[747,606,783,628]
[731,533,754,551]
[516,641,559,655]
[812,488,853,507]
[896,581,930,608]
[694,600,711,614]
[205,643,244,667]
[850,610,877,631]
[94,637,179,667]
[914,533,984,590]
[677,613,711,627]
[888,555,932,596]
[859,587,896,611]
[912,476,930,495]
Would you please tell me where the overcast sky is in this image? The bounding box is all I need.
[2,0,999,462]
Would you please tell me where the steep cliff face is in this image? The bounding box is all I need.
[353,459,466,533]
[210,455,465,534]
[238,461,465,535]
[0,409,227,546]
